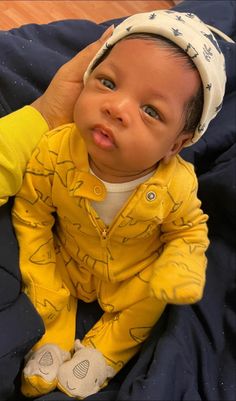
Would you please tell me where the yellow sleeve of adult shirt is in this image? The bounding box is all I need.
[0,106,49,206]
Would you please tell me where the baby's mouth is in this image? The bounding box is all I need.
[91,125,116,150]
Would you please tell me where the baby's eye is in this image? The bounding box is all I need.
[142,105,160,120]
[100,78,116,90]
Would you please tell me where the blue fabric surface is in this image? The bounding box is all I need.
[0,1,235,400]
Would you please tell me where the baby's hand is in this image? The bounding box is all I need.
[57,340,115,398]
[32,25,114,130]
[150,262,205,304]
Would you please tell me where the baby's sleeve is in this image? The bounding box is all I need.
[150,169,209,304]
[12,132,70,325]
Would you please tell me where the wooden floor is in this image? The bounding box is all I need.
[0,1,179,30]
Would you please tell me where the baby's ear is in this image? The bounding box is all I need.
[162,131,193,165]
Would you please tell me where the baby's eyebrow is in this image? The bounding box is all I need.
[101,61,120,74]
[147,89,169,104]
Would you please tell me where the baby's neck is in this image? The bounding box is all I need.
[89,159,158,184]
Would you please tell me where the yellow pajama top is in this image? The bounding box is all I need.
[12,123,209,370]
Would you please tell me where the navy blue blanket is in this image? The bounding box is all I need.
[0,1,235,400]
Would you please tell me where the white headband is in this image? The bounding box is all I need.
[84,10,226,146]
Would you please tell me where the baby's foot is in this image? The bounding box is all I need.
[21,344,71,397]
[57,340,115,398]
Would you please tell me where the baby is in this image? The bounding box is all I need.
[12,9,226,399]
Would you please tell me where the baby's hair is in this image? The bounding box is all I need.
[91,32,204,134]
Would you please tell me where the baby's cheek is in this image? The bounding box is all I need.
[73,95,85,125]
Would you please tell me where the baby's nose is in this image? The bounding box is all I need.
[102,97,131,126]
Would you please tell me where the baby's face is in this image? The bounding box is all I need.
[74,39,200,182]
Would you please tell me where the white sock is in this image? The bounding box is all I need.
[24,343,71,383]
[57,340,115,398]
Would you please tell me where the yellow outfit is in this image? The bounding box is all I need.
[0,106,48,206]
[12,123,209,373]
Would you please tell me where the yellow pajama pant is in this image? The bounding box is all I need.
[31,249,166,373]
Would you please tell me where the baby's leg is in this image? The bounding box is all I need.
[21,295,77,397]
[57,271,166,397]
[82,295,165,372]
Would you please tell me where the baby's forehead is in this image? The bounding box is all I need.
[99,37,193,71]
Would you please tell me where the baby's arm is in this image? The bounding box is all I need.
[150,174,209,304]
[12,133,70,329]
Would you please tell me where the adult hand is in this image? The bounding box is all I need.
[31,25,114,130]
